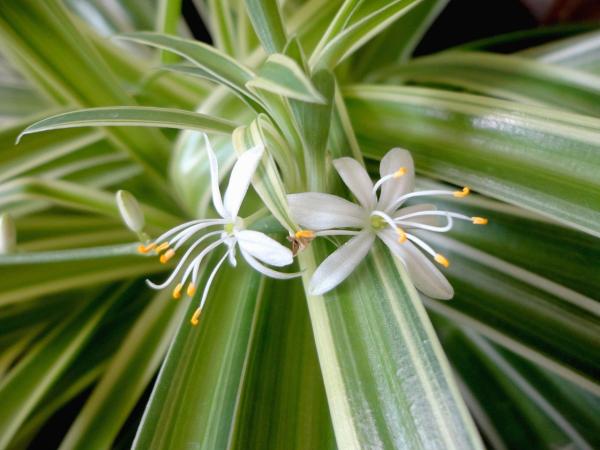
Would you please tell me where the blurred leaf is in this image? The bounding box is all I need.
[374,51,600,116]
[345,85,600,237]
[310,0,424,69]
[59,290,185,449]
[132,263,262,449]
[0,1,172,181]
[118,32,261,109]
[18,106,237,141]
[436,322,600,449]
[247,53,326,103]
[0,284,127,448]
[244,0,287,54]
[228,278,335,449]
[423,233,600,394]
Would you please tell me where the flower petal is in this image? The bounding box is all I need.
[223,145,264,218]
[394,204,443,227]
[237,229,293,267]
[287,192,367,230]
[204,133,227,218]
[240,249,301,279]
[378,148,415,212]
[333,157,375,209]
[309,230,375,296]
[378,228,453,300]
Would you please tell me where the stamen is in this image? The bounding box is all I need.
[187,283,197,296]
[172,283,183,299]
[137,243,156,254]
[191,307,202,326]
[472,217,488,225]
[435,253,450,268]
[160,248,175,264]
[146,231,224,290]
[191,251,231,327]
[295,229,315,239]
[394,167,407,178]
[453,187,470,198]
[156,242,170,253]
[372,167,407,194]
[396,228,407,243]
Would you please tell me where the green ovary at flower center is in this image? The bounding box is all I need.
[370,214,387,230]
[224,223,234,234]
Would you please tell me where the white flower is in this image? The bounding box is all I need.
[287,148,487,298]
[141,134,296,325]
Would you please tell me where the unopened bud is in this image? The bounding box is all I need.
[116,190,145,233]
[0,214,16,254]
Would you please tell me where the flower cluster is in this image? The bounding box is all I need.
[288,148,487,299]
[132,140,485,326]
[138,134,296,325]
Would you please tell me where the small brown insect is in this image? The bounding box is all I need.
[287,230,316,256]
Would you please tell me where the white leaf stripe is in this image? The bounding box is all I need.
[247,54,326,103]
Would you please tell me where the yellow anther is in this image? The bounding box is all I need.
[453,187,470,198]
[396,228,407,243]
[187,283,197,297]
[160,248,175,264]
[191,308,202,326]
[435,253,450,268]
[393,167,407,178]
[472,217,488,225]
[172,283,183,300]
[137,243,156,254]
[295,229,315,239]
[156,242,170,253]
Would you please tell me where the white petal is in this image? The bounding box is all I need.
[378,228,453,300]
[333,157,375,209]
[223,145,264,218]
[309,231,375,296]
[204,133,227,218]
[240,249,301,279]
[378,148,415,212]
[236,229,293,267]
[287,192,367,230]
[394,204,443,227]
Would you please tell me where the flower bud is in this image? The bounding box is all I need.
[0,214,16,254]
[116,190,145,233]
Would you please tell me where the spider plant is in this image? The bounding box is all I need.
[0,1,598,449]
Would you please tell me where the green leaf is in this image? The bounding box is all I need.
[437,323,600,449]
[423,233,600,394]
[345,85,600,237]
[247,53,326,103]
[233,117,297,231]
[0,178,180,230]
[58,290,185,450]
[374,51,600,116]
[309,0,424,69]
[227,278,335,448]
[0,1,173,181]
[156,0,183,63]
[206,0,237,56]
[18,106,237,142]
[289,69,335,191]
[297,241,483,449]
[244,0,287,54]
[132,263,263,449]
[117,32,259,107]
[0,284,126,448]
[350,0,448,78]
[0,243,141,265]
[520,30,600,74]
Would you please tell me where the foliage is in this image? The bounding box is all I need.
[0,1,598,449]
